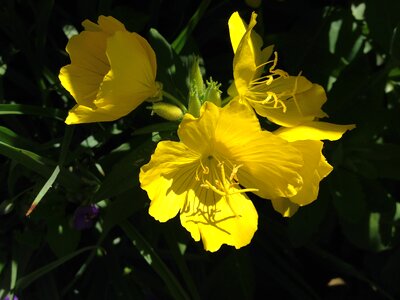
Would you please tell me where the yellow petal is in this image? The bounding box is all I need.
[140,139,258,252]
[178,102,221,153]
[228,12,263,55]
[94,31,158,119]
[140,141,200,222]
[82,15,126,34]
[253,79,328,127]
[65,104,119,124]
[228,12,247,54]
[179,101,304,199]
[180,188,258,252]
[271,197,299,217]
[215,101,304,199]
[59,31,109,107]
[233,132,304,199]
[274,121,356,141]
[231,12,260,94]
[269,75,313,95]
[287,140,333,206]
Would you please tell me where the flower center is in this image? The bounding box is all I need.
[243,51,302,115]
[195,155,258,215]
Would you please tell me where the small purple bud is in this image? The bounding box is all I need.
[72,204,100,230]
[4,295,18,300]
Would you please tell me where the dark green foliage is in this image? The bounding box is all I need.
[0,0,399,299]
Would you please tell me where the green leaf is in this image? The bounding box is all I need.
[335,180,398,251]
[339,211,392,251]
[94,138,155,201]
[0,126,41,150]
[307,245,395,300]
[288,186,329,247]
[368,144,400,180]
[103,188,147,232]
[365,0,400,53]
[171,0,211,54]
[148,28,189,101]
[120,220,190,300]
[0,141,81,190]
[0,104,66,121]
[46,217,81,258]
[15,246,97,291]
[203,251,255,300]
[0,140,54,176]
[329,168,367,222]
[26,166,60,216]
[132,122,178,136]
[390,25,400,62]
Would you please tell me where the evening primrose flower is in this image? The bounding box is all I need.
[140,101,305,252]
[228,11,327,127]
[270,121,355,217]
[59,16,161,124]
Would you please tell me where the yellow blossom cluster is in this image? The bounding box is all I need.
[59,13,354,252]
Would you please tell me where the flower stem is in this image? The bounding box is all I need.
[162,91,188,113]
[221,96,233,106]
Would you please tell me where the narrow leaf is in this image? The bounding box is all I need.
[26,166,60,216]
[0,104,66,121]
[120,220,190,300]
[172,0,211,54]
[15,246,97,291]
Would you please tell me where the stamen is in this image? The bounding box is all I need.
[198,160,258,216]
[243,51,291,113]
[268,51,279,73]
[195,160,209,181]
[291,72,303,116]
[268,52,288,78]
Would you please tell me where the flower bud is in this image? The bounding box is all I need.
[151,102,184,121]
[204,79,222,107]
[188,88,202,118]
[189,57,205,96]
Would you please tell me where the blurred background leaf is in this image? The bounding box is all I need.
[0,0,399,299]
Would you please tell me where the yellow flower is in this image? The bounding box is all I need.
[270,121,356,217]
[228,11,328,127]
[139,101,305,252]
[59,16,161,124]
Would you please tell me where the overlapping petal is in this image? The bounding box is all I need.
[60,15,159,124]
[140,101,306,251]
[180,101,304,199]
[270,123,354,217]
[139,135,258,252]
[270,197,299,217]
[251,80,328,127]
[228,11,328,127]
[274,121,356,141]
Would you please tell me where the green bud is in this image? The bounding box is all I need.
[204,78,222,107]
[190,57,205,97]
[188,87,202,118]
[151,102,184,121]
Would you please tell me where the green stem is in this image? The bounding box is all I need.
[58,125,74,165]
[162,90,188,113]
[221,96,233,106]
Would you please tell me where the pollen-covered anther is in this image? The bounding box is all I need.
[195,161,209,181]
[268,51,289,78]
[259,92,287,113]
[200,161,258,198]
